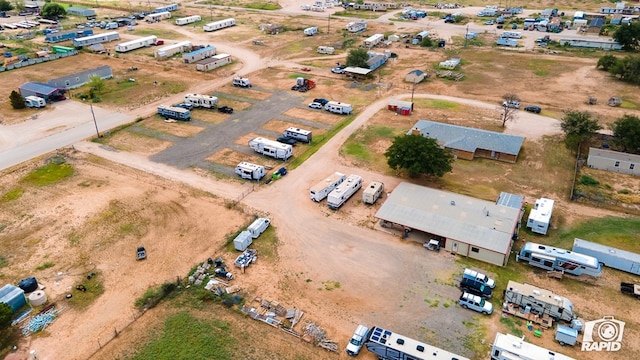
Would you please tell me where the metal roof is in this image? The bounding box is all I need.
[407,69,425,76]
[410,120,525,156]
[343,67,372,75]
[588,147,640,163]
[19,82,60,95]
[496,192,525,209]
[184,45,215,56]
[375,182,520,254]
[47,65,112,88]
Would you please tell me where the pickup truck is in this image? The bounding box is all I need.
[621,282,640,299]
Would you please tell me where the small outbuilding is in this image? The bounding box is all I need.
[388,99,413,115]
[343,66,372,79]
[405,69,427,83]
[587,147,640,176]
[0,284,27,313]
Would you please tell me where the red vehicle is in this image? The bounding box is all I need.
[301,67,311,72]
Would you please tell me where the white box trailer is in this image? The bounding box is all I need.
[155,40,191,58]
[248,137,293,160]
[247,218,270,239]
[572,238,640,275]
[526,197,554,235]
[317,46,335,54]
[185,93,218,108]
[504,280,574,323]
[327,174,362,210]
[325,101,352,115]
[235,162,265,180]
[233,231,253,251]
[115,35,158,53]
[492,333,575,360]
[310,172,346,202]
[72,31,120,47]
[24,95,46,108]
[203,18,236,32]
[145,11,172,22]
[362,181,384,205]
[175,15,201,25]
[304,26,318,36]
[283,127,312,143]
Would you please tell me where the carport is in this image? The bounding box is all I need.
[19,82,67,102]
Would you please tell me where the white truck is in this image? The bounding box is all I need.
[327,174,362,210]
[248,137,292,160]
[310,172,346,202]
[184,93,218,108]
[247,218,270,239]
[325,101,352,115]
[235,162,265,180]
[24,95,46,108]
[304,26,318,36]
[362,181,384,205]
[232,76,252,88]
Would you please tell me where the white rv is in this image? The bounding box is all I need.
[327,174,362,210]
[504,280,574,323]
[235,162,265,180]
[203,18,236,32]
[526,197,554,235]
[325,101,352,115]
[233,231,252,251]
[304,27,318,36]
[115,35,158,53]
[310,172,346,202]
[185,93,218,108]
[362,181,384,205]
[283,127,312,143]
[248,137,293,160]
[24,96,46,108]
[247,218,270,239]
[501,31,523,39]
[175,15,201,26]
[492,333,575,360]
[317,46,335,55]
[364,33,384,48]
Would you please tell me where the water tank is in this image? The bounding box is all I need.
[28,290,47,306]
[18,277,38,293]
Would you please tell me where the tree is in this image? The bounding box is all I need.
[611,115,640,154]
[9,90,26,109]
[384,134,454,178]
[500,93,520,127]
[596,54,619,71]
[609,56,640,85]
[0,302,11,329]
[11,0,23,11]
[41,2,66,20]
[613,21,640,51]
[87,75,106,94]
[420,37,433,47]
[559,110,602,153]
[346,48,368,68]
[0,0,14,12]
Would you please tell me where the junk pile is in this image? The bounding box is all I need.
[234,249,257,269]
[435,70,464,81]
[303,321,338,352]
[189,257,240,296]
[21,304,64,336]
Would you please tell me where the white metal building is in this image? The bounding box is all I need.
[195,53,231,71]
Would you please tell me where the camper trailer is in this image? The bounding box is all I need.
[517,242,602,277]
[324,101,352,115]
[175,15,201,25]
[317,46,335,54]
[247,218,270,239]
[185,94,218,109]
[504,280,574,323]
[283,127,312,143]
[572,238,640,275]
[235,162,265,180]
[362,181,384,205]
[365,326,470,360]
[310,172,347,202]
[24,96,46,108]
[115,35,158,53]
[304,27,318,36]
[157,105,191,121]
[203,18,236,32]
[72,31,120,47]
[526,197,554,235]
[496,37,518,47]
[248,137,293,160]
[327,174,362,210]
[501,31,523,39]
[492,333,576,360]
[232,76,251,88]
[364,33,384,48]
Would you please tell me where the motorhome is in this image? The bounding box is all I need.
[247,218,270,239]
[364,326,470,360]
[115,35,158,53]
[175,15,201,26]
[157,105,191,121]
[526,197,554,235]
[362,181,384,205]
[203,18,236,32]
[235,162,265,180]
[184,94,218,108]
[327,174,362,210]
[248,137,292,160]
[283,127,312,143]
[492,333,575,360]
[310,172,347,202]
[572,238,640,275]
[517,242,602,277]
[504,280,574,323]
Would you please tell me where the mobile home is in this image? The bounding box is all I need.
[526,197,554,235]
[153,3,178,13]
[504,281,574,323]
[203,18,236,32]
[146,11,172,22]
[175,15,201,26]
[346,20,367,33]
[154,40,191,58]
[317,46,335,54]
[310,172,346,202]
[195,53,232,71]
[362,181,384,205]
[365,326,470,360]
[184,93,218,108]
[517,242,602,277]
[304,26,318,36]
[283,127,312,143]
[248,137,293,160]
[247,218,270,238]
[572,238,640,275]
[235,162,265,180]
[72,31,120,47]
[364,33,384,48]
[325,101,352,115]
[327,174,362,210]
[115,35,158,53]
[46,28,93,43]
[157,105,191,121]
[492,333,575,360]
[182,45,216,63]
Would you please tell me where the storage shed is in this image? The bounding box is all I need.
[388,99,413,115]
[233,231,253,251]
[195,53,231,71]
[0,284,27,313]
[587,147,640,176]
[405,69,427,83]
[47,65,113,89]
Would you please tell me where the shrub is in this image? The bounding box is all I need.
[579,175,600,186]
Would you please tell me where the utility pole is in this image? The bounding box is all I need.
[411,78,417,103]
[464,24,469,48]
[327,14,330,35]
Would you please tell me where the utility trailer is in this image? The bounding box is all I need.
[621,282,640,299]
[572,238,640,275]
[327,174,362,210]
[157,105,191,121]
[184,93,218,108]
[248,137,292,160]
[310,172,346,202]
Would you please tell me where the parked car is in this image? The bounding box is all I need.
[503,100,521,109]
[309,102,323,109]
[512,23,518,29]
[497,24,503,29]
[301,67,311,72]
[313,98,329,106]
[460,277,493,298]
[484,19,494,25]
[458,292,493,314]
[332,65,346,74]
[444,17,455,23]
[523,105,541,113]
[218,106,233,114]
[276,136,298,146]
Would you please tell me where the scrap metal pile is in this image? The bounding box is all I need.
[234,249,257,268]
[435,70,464,81]
[21,304,64,336]
[189,257,240,295]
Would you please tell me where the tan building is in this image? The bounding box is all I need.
[587,147,640,176]
[196,54,231,72]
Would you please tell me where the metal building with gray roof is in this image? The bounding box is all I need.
[376,183,524,266]
[47,65,113,89]
[410,120,525,163]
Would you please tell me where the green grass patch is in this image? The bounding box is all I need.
[620,100,639,109]
[2,187,23,202]
[555,217,640,251]
[66,271,105,309]
[223,219,278,263]
[135,281,179,310]
[499,316,523,337]
[526,58,556,77]
[35,262,54,271]
[0,255,7,268]
[21,163,74,187]
[245,2,281,10]
[342,125,398,163]
[129,312,236,360]
[413,98,460,110]
[332,10,382,19]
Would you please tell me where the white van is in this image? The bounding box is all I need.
[247,218,270,239]
[346,324,369,356]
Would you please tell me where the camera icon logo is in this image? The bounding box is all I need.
[582,316,625,352]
